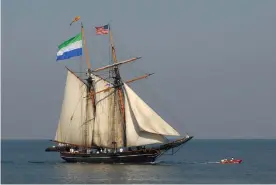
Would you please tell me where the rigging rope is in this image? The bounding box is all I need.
[69,83,87,121]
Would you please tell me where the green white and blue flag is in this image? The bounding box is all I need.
[56,33,82,61]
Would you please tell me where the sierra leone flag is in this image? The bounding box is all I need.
[56,33,82,61]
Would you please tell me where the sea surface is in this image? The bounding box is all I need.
[1,139,276,184]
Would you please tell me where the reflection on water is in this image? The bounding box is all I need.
[20,159,251,183]
[51,162,180,183]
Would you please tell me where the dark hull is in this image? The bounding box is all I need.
[47,136,194,164]
[60,150,160,164]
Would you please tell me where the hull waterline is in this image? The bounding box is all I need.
[57,136,194,164]
[60,150,160,164]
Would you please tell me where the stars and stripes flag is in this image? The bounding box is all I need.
[95,24,109,35]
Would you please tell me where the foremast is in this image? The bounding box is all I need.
[80,21,97,148]
[69,17,96,148]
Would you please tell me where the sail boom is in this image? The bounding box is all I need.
[89,73,154,97]
[92,57,141,72]
[125,73,154,84]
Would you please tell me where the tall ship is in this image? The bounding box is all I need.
[45,16,193,164]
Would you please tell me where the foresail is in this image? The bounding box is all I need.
[92,74,125,148]
[54,70,94,147]
[123,83,180,136]
[124,87,168,147]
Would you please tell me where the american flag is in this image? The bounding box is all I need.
[95,24,109,35]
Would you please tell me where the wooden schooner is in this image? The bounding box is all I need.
[45,17,193,164]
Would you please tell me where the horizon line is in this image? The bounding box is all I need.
[1,138,276,140]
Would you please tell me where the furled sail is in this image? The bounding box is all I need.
[54,70,94,147]
[123,83,180,147]
[92,74,125,148]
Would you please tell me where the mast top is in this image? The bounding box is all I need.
[70,16,92,71]
[80,22,92,71]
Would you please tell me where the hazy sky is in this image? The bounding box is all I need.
[2,0,276,139]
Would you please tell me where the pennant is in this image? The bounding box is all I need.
[70,16,81,26]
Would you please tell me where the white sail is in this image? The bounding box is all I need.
[54,70,94,147]
[54,70,179,148]
[123,83,180,136]
[92,75,125,148]
[124,86,169,147]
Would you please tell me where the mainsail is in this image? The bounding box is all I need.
[91,74,125,148]
[54,70,94,147]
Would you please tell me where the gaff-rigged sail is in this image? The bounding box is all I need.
[54,70,95,147]
[91,74,125,148]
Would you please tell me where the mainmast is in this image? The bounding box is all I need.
[91,23,153,149]
[108,24,127,148]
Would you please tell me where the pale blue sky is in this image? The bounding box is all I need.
[2,0,276,139]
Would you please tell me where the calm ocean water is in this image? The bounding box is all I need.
[1,139,276,184]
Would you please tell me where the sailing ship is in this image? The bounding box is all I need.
[45,17,193,164]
